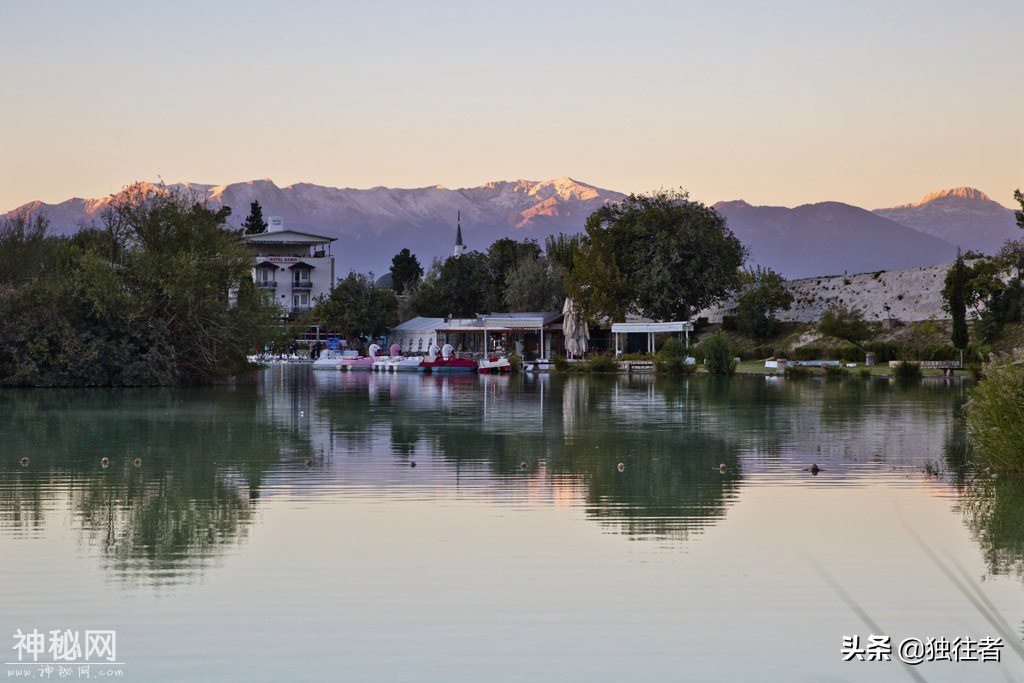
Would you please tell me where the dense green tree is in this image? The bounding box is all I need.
[566,227,631,323]
[436,251,495,317]
[732,266,793,341]
[503,256,565,311]
[943,249,970,358]
[818,303,871,353]
[310,271,399,339]
[242,200,268,235]
[389,248,423,295]
[544,233,585,278]
[568,190,746,322]
[487,238,542,296]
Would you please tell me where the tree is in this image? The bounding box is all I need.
[1015,189,1024,232]
[242,200,268,235]
[503,256,565,311]
[487,238,542,299]
[310,271,398,339]
[732,266,793,341]
[569,190,746,322]
[434,251,495,317]
[389,248,423,295]
[943,248,970,360]
[566,227,631,323]
[818,303,871,353]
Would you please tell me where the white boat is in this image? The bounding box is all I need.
[478,356,512,374]
[313,348,346,370]
[392,355,424,372]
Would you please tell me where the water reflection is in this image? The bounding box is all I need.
[0,387,313,583]
[0,369,970,583]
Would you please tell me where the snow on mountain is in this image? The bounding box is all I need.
[874,187,1018,254]
[5,177,624,275]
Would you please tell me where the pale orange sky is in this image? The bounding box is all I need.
[1,1,1022,211]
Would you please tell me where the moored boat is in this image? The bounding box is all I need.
[312,349,346,371]
[418,357,478,373]
[478,356,512,374]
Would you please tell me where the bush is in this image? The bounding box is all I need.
[858,367,872,379]
[892,361,923,379]
[824,365,848,380]
[655,338,695,374]
[700,332,735,375]
[507,352,522,372]
[784,365,813,378]
[721,315,738,331]
[966,349,1024,475]
[584,355,618,373]
[553,356,570,372]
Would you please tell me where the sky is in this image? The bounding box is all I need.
[1,0,1022,212]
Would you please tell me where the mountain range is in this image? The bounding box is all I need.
[5,179,1019,279]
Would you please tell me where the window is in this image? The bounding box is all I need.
[293,293,309,308]
[293,268,311,285]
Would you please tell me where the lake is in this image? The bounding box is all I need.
[2,368,1023,682]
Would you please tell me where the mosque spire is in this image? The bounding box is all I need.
[453,210,465,257]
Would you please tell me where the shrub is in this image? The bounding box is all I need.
[858,367,872,379]
[507,352,522,372]
[585,355,619,373]
[655,338,695,374]
[721,315,738,331]
[892,361,923,379]
[553,356,570,372]
[700,332,735,375]
[965,349,1024,475]
[824,365,847,380]
[784,365,813,378]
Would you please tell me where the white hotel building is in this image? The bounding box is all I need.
[243,216,336,318]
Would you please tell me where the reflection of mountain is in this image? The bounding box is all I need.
[0,387,312,583]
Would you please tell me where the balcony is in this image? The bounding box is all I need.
[291,280,313,290]
[256,280,277,289]
[291,306,310,316]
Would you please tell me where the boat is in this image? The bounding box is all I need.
[392,356,425,372]
[478,356,512,374]
[418,356,478,373]
[340,356,376,371]
[312,348,348,370]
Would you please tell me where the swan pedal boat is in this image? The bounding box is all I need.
[478,356,512,374]
[418,356,478,373]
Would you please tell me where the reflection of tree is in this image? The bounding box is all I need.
[0,387,310,583]
[958,479,1024,580]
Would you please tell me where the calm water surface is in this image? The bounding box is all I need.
[2,369,1023,682]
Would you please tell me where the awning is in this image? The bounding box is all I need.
[611,321,693,333]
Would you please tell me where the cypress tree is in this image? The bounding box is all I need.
[242,200,268,235]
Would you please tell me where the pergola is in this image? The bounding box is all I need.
[611,321,694,355]
[437,313,562,356]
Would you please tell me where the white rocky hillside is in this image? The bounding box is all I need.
[700,262,955,323]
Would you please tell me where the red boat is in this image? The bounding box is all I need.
[418,357,478,373]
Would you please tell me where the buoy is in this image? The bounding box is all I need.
[101,457,110,468]
[718,463,727,473]
[617,463,625,472]
[19,457,29,467]
[132,458,142,467]
[410,461,417,468]
[304,459,313,467]
[519,462,527,469]
[810,463,820,475]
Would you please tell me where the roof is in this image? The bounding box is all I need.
[243,229,336,245]
[611,321,694,333]
[392,317,446,332]
[437,311,563,331]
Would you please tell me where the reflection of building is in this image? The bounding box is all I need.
[243,217,336,318]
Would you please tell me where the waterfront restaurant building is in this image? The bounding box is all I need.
[243,217,336,318]
[434,312,565,359]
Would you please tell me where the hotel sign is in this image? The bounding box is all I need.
[266,257,298,263]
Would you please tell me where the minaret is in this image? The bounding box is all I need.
[453,210,465,257]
